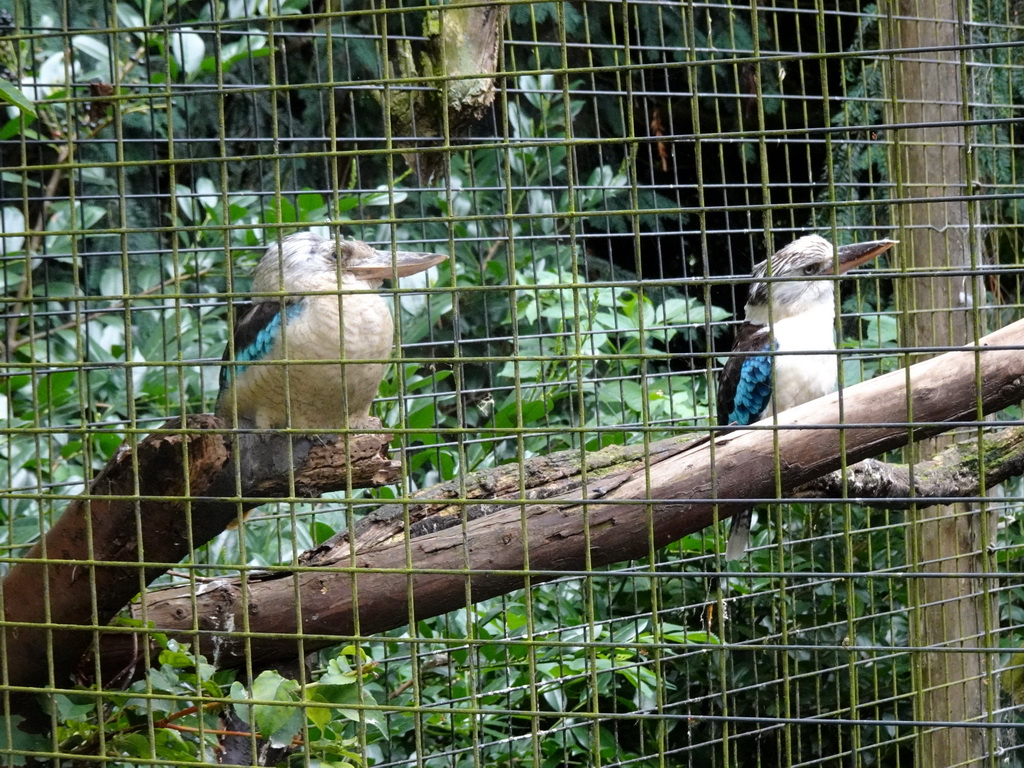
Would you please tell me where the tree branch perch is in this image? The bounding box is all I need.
[4,320,1023,693]
[93,317,1024,674]
[1,420,398,692]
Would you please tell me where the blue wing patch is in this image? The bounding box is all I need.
[219,301,305,391]
[727,341,775,425]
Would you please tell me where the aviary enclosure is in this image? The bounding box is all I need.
[1,0,1023,766]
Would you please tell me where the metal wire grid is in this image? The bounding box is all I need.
[0,0,1022,765]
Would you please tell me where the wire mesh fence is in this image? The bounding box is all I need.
[1,0,1023,765]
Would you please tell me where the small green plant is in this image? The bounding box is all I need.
[230,648,386,767]
[0,631,384,767]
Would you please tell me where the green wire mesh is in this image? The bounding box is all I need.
[0,0,1022,765]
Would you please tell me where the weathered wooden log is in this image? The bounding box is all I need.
[792,425,1024,506]
[0,418,397,692]
[101,318,1024,671]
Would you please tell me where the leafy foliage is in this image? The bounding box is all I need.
[1,632,382,767]
[0,0,1020,766]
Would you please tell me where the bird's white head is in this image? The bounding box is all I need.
[744,234,895,323]
[252,232,445,297]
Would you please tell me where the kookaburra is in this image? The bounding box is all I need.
[216,232,444,431]
[717,234,897,559]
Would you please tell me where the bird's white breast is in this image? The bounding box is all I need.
[767,305,839,415]
[229,293,394,430]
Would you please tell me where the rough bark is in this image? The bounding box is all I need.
[307,422,1024,566]
[376,0,507,182]
[793,425,1024,506]
[82,319,1024,676]
[0,418,397,694]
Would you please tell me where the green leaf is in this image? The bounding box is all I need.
[493,396,548,428]
[307,700,333,730]
[0,80,36,118]
[336,196,361,214]
[313,520,335,544]
[298,191,327,218]
[108,732,154,759]
[618,380,647,415]
[71,35,111,64]
[364,186,408,206]
[404,369,453,393]
[171,29,206,78]
[246,670,303,747]
[53,694,95,721]
[116,3,144,28]
[44,202,107,254]
[39,370,77,411]
[265,196,297,225]
[148,666,180,692]
[2,207,25,254]
[201,35,270,73]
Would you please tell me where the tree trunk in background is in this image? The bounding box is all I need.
[892,2,992,765]
[376,0,507,183]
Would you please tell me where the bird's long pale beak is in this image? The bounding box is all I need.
[346,249,447,280]
[834,239,897,274]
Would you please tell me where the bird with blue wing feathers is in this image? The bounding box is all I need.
[217,232,445,431]
[717,234,896,559]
